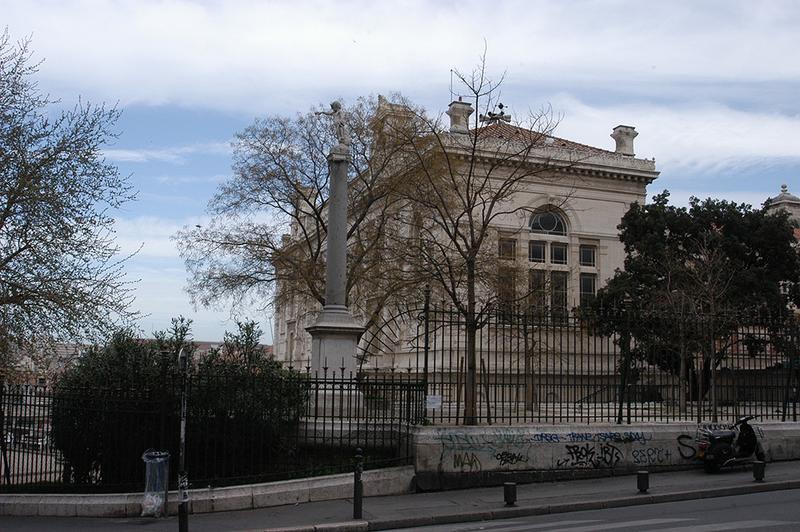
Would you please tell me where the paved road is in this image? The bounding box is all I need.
[3,489,800,532]
[5,462,800,531]
[394,489,800,532]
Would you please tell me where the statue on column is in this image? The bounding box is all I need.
[316,100,350,150]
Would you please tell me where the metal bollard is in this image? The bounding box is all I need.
[503,482,517,507]
[353,448,364,519]
[637,470,649,493]
[753,461,765,482]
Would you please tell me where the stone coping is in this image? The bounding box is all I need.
[0,465,415,518]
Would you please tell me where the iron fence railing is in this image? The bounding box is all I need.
[363,302,800,426]
[0,371,424,493]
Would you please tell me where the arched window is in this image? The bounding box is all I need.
[527,207,570,321]
[529,210,567,235]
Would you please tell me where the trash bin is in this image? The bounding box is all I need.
[141,449,170,517]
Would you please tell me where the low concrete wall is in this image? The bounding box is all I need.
[414,422,800,490]
[0,465,415,517]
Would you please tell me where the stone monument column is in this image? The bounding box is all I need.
[306,101,365,375]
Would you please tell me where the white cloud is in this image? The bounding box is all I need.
[551,95,800,175]
[155,174,227,185]
[113,215,273,342]
[114,214,209,259]
[128,263,271,342]
[4,1,799,113]
[665,189,771,209]
[104,142,231,164]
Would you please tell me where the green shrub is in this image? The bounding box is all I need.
[49,319,308,488]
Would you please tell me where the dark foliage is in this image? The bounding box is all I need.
[49,320,307,488]
[590,191,800,402]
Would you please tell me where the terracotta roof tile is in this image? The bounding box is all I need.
[474,122,618,156]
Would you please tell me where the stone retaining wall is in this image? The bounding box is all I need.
[0,465,415,517]
[414,422,800,490]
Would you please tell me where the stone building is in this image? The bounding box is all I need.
[765,184,800,237]
[272,98,660,369]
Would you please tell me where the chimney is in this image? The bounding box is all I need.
[610,125,638,157]
[447,97,473,134]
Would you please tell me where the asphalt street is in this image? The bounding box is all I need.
[390,489,800,532]
[5,461,800,531]
[2,489,800,532]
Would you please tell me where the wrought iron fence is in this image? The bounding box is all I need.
[0,370,424,493]
[361,302,800,426]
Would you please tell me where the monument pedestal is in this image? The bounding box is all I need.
[306,305,365,375]
[306,305,366,419]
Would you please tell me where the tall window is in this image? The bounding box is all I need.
[528,269,547,316]
[551,243,568,265]
[529,240,545,263]
[579,245,596,266]
[528,206,570,321]
[499,238,516,260]
[580,273,597,307]
[497,267,517,319]
[551,271,568,321]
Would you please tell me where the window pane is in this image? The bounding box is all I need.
[497,267,517,320]
[551,271,568,320]
[551,243,568,265]
[499,238,516,259]
[580,273,596,307]
[528,241,545,262]
[579,245,596,267]
[528,269,546,315]
[530,210,567,235]
[580,245,597,266]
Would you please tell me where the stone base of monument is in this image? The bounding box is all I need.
[306,304,365,375]
[308,388,366,418]
[305,305,366,419]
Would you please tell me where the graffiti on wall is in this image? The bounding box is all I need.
[435,425,726,475]
[556,442,623,469]
[674,422,765,461]
[452,451,482,472]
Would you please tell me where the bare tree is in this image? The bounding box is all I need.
[0,31,137,376]
[390,56,582,424]
[175,96,427,342]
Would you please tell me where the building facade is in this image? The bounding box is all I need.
[765,183,800,234]
[272,99,660,369]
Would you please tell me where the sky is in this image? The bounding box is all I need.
[2,0,799,342]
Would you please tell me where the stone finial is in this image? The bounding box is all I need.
[781,184,788,194]
[611,125,638,157]
[446,97,473,134]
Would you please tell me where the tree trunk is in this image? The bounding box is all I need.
[464,260,478,425]
[679,311,687,415]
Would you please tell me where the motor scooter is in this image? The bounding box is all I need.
[696,415,765,473]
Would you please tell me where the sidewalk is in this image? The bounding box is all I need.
[2,461,800,532]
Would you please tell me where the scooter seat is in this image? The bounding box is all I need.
[711,430,736,442]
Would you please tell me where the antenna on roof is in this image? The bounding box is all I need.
[449,69,454,101]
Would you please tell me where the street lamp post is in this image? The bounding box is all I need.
[177,347,189,532]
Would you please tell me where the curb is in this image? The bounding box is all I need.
[279,479,800,532]
[0,466,415,518]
